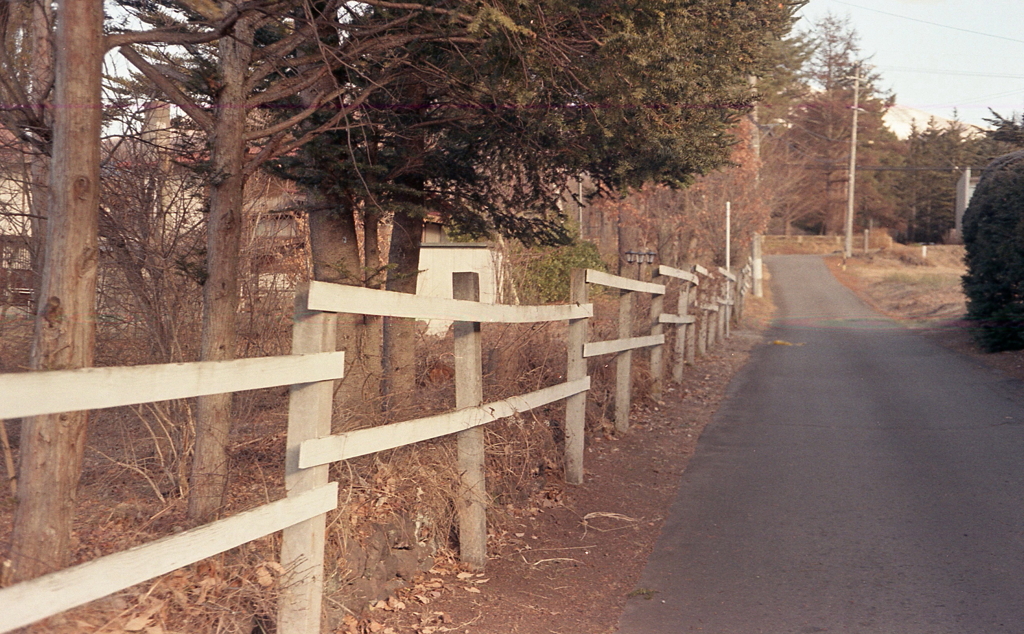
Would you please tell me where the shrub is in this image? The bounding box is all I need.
[962,149,1024,351]
[520,240,606,304]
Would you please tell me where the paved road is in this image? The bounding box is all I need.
[619,255,1024,634]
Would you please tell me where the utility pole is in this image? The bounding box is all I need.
[844,64,861,259]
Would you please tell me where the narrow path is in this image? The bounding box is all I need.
[618,255,1024,634]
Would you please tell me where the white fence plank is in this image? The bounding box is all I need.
[718,267,737,282]
[0,352,346,420]
[584,269,665,295]
[300,378,591,467]
[692,264,710,277]
[583,334,666,358]
[698,303,721,312]
[658,313,696,324]
[0,483,339,634]
[657,265,699,285]
[306,280,591,323]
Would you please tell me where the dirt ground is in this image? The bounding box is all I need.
[0,290,774,634]
[347,298,777,634]
[389,246,1024,634]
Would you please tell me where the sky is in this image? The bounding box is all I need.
[794,0,1024,128]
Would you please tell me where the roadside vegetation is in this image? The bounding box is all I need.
[826,245,967,325]
[4,1,1024,631]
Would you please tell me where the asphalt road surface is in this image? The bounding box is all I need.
[619,255,1024,634]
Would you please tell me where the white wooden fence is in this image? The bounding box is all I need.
[0,261,749,633]
[0,285,345,633]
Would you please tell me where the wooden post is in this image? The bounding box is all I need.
[736,266,747,323]
[650,275,665,401]
[724,278,733,339]
[615,288,633,433]
[672,279,689,383]
[753,233,763,298]
[686,308,696,365]
[697,307,708,357]
[565,269,588,485]
[685,282,696,366]
[453,272,487,570]
[719,299,727,342]
[279,285,337,634]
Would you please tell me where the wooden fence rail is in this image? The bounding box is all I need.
[0,294,346,634]
[0,256,751,632]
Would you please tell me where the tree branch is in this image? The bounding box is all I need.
[118,46,215,133]
[246,65,329,107]
[350,0,474,23]
[242,78,384,175]
[105,5,240,50]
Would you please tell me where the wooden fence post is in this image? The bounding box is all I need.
[565,269,588,485]
[650,275,665,401]
[724,276,732,339]
[279,284,337,634]
[615,287,634,433]
[685,269,697,366]
[698,305,708,357]
[753,233,763,298]
[705,296,717,350]
[672,277,692,383]
[453,272,487,570]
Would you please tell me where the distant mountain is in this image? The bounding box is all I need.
[883,104,986,140]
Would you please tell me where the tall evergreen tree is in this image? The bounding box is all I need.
[271,0,802,411]
[768,14,896,235]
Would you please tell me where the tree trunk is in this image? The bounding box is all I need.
[188,16,254,521]
[9,0,102,583]
[27,0,53,298]
[381,211,422,419]
[306,203,374,428]
[361,206,383,403]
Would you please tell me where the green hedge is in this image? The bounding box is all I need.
[962,150,1024,351]
[521,240,606,304]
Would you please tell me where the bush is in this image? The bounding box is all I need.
[962,149,1024,351]
[520,240,606,304]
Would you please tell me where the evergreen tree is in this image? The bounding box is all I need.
[891,121,993,243]
[962,149,1024,351]
[766,14,897,235]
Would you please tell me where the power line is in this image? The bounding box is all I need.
[880,66,1024,81]
[830,0,1024,45]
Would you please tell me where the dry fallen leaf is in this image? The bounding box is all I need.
[341,614,359,634]
[455,572,474,580]
[122,616,151,632]
[387,596,406,611]
[368,620,384,633]
[463,586,481,594]
[264,561,286,575]
[255,566,274,587]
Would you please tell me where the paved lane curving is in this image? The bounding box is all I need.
[619,255,1024,634]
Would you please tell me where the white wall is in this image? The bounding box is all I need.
[416,244,498,335]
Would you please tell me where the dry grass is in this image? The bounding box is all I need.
[829,244,967,325]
